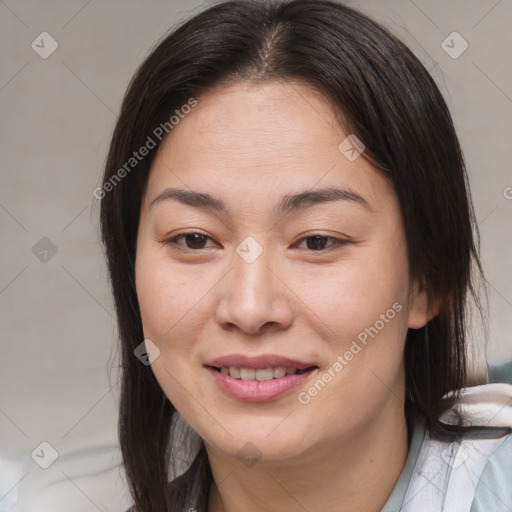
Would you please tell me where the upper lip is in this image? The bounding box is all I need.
[205,354,316,370]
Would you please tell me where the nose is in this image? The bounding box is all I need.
[214,246,294,336]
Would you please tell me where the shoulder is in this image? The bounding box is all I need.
[470,434,512,512]
[402,383,512,512]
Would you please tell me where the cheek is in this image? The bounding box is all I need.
[135,248,207,342]
[291,259,409,436]
[135,263,173,340]
[294,247,410,344]
[289,244,411,417]
[135,252,205,407]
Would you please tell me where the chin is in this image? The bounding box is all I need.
[197,414,313,462]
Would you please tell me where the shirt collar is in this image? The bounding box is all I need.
[380,411,428,512]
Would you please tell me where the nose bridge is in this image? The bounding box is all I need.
[215,236,292,333]
[232,237,275,308]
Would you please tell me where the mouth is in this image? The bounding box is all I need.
[207,365,318,381]
[204,355,319,402]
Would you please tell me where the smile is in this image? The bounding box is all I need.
[212,365,313,381]
[206,364,318,402]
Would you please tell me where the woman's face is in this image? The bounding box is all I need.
[135,81,431,464]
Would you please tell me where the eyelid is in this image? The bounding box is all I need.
[162,231,218,250]
[162,231,350,252]
[293,233,350,251]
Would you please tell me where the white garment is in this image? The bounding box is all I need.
[400,384,512,512]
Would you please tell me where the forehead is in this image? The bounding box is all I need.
[143,80,395,215]
[158,80,343,165]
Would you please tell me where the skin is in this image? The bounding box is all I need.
[135,80,436,512]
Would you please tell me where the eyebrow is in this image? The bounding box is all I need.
[149,186,373,217]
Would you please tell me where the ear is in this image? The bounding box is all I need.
[407,280,441,329]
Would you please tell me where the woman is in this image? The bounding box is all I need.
[98,1,512,511]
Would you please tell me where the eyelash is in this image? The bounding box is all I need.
[163,232,349,252]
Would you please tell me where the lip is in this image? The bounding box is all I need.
[204,354,318,402]
[207,366,317,402]
[205,354,314,370]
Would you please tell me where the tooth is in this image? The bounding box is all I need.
[273,366,286,378]
[229,367,241,379]
[240,368,256,380]
[225,366,301,380]
[256,368,274,381]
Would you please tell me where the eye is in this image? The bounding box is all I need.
[295,234,348,251]
[163,232,348,252]
[164,232,217,251]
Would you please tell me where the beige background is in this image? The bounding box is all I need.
[1,0,511,510]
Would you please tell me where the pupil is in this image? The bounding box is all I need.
[307,236,326,251]
[186,234,206,249]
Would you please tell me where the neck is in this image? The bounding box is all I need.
[206,399,409,512]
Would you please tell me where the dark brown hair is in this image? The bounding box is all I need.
[99,1,485,510]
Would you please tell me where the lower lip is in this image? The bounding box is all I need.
[206,366,317,402]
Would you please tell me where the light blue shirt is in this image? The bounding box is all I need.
[381,411,512,511]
